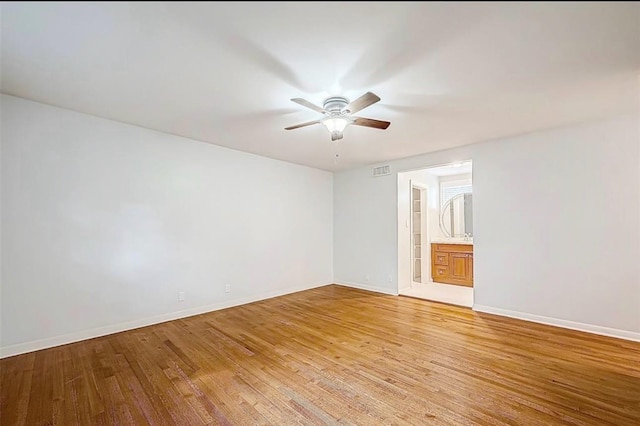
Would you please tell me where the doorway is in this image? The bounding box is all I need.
[397,161,474,307]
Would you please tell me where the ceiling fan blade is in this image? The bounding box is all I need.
[344,92,381,114]
[291,98,325,114]
[284,120,321,130]
[352,117,391,130]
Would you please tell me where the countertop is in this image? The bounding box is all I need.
[430,239,474,245]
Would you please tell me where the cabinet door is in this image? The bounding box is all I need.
[450,253,469,281]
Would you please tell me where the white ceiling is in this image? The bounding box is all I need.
[2,2,639,171]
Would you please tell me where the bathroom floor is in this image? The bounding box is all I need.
[400,282,473,307]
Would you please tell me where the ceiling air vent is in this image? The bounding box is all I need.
[372,165,390,177]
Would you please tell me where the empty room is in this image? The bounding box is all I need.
[1,2,639,425]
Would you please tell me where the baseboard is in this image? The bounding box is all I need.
[473,304,640,343]
[0,281,332,359]
[334,280,399,296]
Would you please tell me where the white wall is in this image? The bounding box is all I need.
[1,95,334,357]
[335,113,640,339]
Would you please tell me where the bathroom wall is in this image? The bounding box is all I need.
[424,172,442,242]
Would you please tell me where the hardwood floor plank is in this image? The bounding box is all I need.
[0,352,35,425]
[2,285,640,425]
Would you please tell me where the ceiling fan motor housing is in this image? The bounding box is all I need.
[323,96,350,115]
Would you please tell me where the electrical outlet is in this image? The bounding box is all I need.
[225,284,231,293]
[179,291,185,301]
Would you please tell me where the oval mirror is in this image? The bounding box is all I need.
[440,193,473,238]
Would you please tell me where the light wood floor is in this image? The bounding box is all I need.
[2,285,639,425]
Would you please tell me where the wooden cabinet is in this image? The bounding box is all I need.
[431,243,473,287]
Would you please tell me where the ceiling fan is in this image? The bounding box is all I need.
[285,92,391,141]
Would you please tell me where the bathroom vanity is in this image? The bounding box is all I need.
[431,242,473,287]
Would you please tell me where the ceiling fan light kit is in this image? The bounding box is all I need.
[285,92,391,141]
